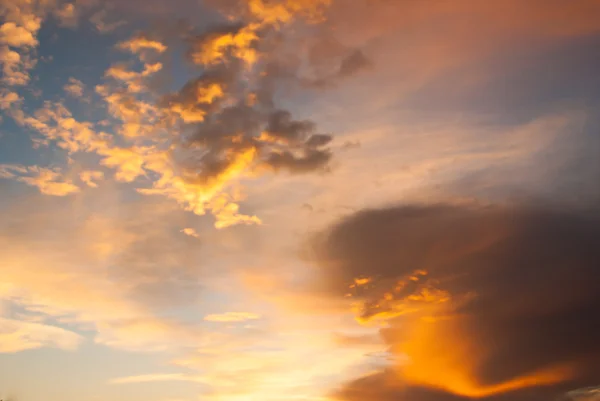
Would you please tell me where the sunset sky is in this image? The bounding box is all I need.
[1,1,599,401]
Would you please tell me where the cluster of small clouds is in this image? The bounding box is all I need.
[0,0,367,229]
[2,1,600,401]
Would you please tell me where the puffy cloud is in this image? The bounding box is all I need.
[311,204,600,401]
[0,45,30,86]
[0,22,39,48]
[117,36,167,54]
[0,0,45,86]
[63,77,85,97]
[19,101,109,153]
[1,0,355,229]
[79,170,104,188]
[0,90,20,109]
[53,2,80,28]
[189,24,259,66]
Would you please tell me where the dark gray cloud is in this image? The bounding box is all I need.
[337,49,371,78]
[265,110,316,143]
[264,147,331,174]
[158,13,360,182]
[310,204,600,401]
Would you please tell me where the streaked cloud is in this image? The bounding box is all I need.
[110,374,204,385]
[0,317,83,353]
[0,165,80,196]
[203,312,261,323]
[89,9,126,34]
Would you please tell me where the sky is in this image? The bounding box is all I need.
[0,1,599,401]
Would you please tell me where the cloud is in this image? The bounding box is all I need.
[181,228,200,238]
[89,9,126,34]
[0,317,83,353]
[53,2,80,28]
[303,0,600,124]
[117,36,167,54]
[310,204,600,401]
[0,45,31,86]
[79,170,104,188]
[0,0,46,86]
[0,193,209,352]
[0,22,38,48]
[566,386,600,401]
[0,90,21,109]
[110,373,204,384]
[63,77,85,98]
[0,164,80,196]
[203,312,261,323]
[1,0,381,230]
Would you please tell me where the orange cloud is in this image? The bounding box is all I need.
[0,90,20,109]
[0,164,80,196]
[181,228,200,238]
[63,77,85,97]
[190,24,259,66]
[3,0,337,230]
[117,36,167,54]
[385,300,574,398]
[0,21,38,47]
[79,170,104,188]
[314,205,600,400]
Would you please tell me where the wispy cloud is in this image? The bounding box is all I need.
[0,317,83,353]
[203,312,261,323]
[110,374,204,385]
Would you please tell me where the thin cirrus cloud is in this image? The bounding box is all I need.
[0,317,82,353]
[203,312,261,323]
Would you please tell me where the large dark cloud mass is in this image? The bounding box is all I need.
[310,204,600,401]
